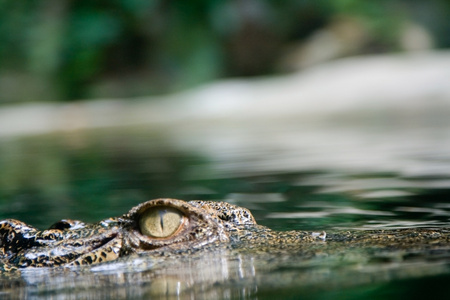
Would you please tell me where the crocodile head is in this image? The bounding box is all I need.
[0,198,256,269]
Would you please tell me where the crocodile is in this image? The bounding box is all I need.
[1,198,450,272]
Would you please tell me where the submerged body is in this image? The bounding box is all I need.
[1,198,449,272]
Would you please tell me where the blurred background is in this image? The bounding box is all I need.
[2,1,450,298]
[1,0,449,103]
[0,0,449,234]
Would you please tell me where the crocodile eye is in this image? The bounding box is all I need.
[139,207,184,238]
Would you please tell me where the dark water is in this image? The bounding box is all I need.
[1,125,450,299]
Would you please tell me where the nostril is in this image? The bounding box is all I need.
[49,219,86,231]
[49,221,72,231]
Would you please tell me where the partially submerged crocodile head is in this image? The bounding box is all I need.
[0,198,321,270]
[3,198,449,273]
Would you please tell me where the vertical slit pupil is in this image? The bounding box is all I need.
[159,210,165,230]
[139,207,184,238]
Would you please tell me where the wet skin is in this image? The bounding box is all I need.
[1,198,449,271]
[0,199,259,270]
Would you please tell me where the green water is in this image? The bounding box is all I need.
[1,130,449,231]
[1,128,450,299]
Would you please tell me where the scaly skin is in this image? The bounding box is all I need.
[0,199,258,270]
[1,198,449,273]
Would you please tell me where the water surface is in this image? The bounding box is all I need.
[1,119,450,299]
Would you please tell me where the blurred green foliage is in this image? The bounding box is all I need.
[0,0,448,103]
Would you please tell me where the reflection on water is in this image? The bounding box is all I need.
[1,120,450,298]
[1,52,450,298]
[3,233,450,299]
[16,251,259,299]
